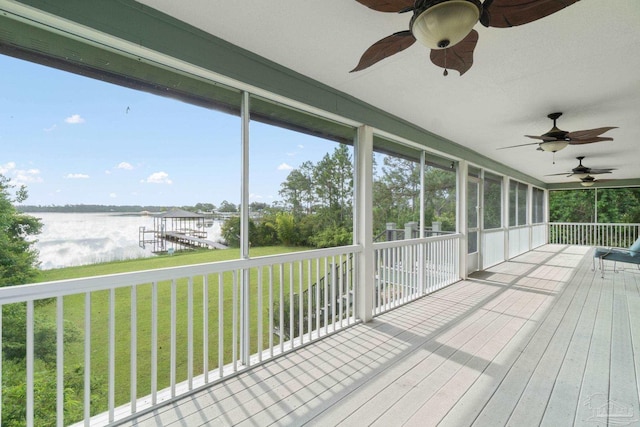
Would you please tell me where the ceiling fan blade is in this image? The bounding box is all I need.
[566,126,617,140]
[481,0,580,28]
[568,137,614,145]
[497,141,540,150]
[585,169,615,175]
[524,134,557,141]
[430,30,478,76]
[351,31,416,72]
[545,172,573,177]
[354,0,414,12]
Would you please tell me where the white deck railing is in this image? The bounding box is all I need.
[0,245,360,427]
[549,222,640,248]
[373,234,461,315]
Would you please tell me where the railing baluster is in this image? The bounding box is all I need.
[257,268,263,362]
[131,285,137,412]
[289,262,294,344]
[151,281,158,405]
[346,254,351,325]
[338,254,344,327]
[27,300,34,427]
[108,289,115,421]
[307,260,312,336]
[203,275,209,382]
[323,257,329,335]
[315,258,320,333]
[57,297,64,427]
[84,292,91,426]
[331,255,337,332]
[187,277,193,390]
[298,261,304,344]
[268,266,274,358]
[279,264,284,353]
[170,279,177,397]
[218,274,224,378]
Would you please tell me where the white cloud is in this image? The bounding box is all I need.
[44,124,57,132]
[116,162,134,170]
[65,114,85,124]
[16,169,43,184]
[109,193,117,198]
[145,171,173,184]
[65,173,90,179]
[0,162,16,174]
[1,162,43,184]
[277,163,293,171]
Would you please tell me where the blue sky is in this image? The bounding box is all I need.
[1,54,340,207]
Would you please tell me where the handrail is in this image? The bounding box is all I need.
[373,232,461,250]
[0,245,362,304]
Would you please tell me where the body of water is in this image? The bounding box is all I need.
[31,212,222,270]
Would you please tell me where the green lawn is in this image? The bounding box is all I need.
[31,246,331,411]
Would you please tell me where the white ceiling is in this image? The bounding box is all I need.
[138,0,640,185]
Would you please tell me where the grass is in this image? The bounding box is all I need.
[29,246,333,412]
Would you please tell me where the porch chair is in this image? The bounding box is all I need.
[593,235,640,278]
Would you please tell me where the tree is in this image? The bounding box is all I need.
[377,156,421,227]
[194,202,215,212]
[0,174,42,287]
[279,169,308,216]
[218,200,238,213]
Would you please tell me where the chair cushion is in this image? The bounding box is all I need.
[629,236,640,256]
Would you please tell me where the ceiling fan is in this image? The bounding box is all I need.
[546,156,616,178]
[498,112,617,153]
[351,0,580,76]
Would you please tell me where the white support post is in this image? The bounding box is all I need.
[355,125,374,322]
[478,169,485,271]
[420,151,426,239]
[240,91,250,365]
[544,188,550,244]
[419,151,426,294]
[457,160,468,279]
[503,176,510,261]
[528,183,533,251]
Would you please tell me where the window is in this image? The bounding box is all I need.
[532,187,545,224]
[484,172,503,229]
[250,96,356,249]
[509,180,529,226]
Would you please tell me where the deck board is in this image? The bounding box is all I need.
[120,245,640,427]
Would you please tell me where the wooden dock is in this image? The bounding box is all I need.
[163,231,227,250]
[138,208,228,253]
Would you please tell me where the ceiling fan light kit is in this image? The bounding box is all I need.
[411,0,480,49]
[539,140,569,152]
[581,176,596,187]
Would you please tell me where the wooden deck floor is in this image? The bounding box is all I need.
[122,245,640,427]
